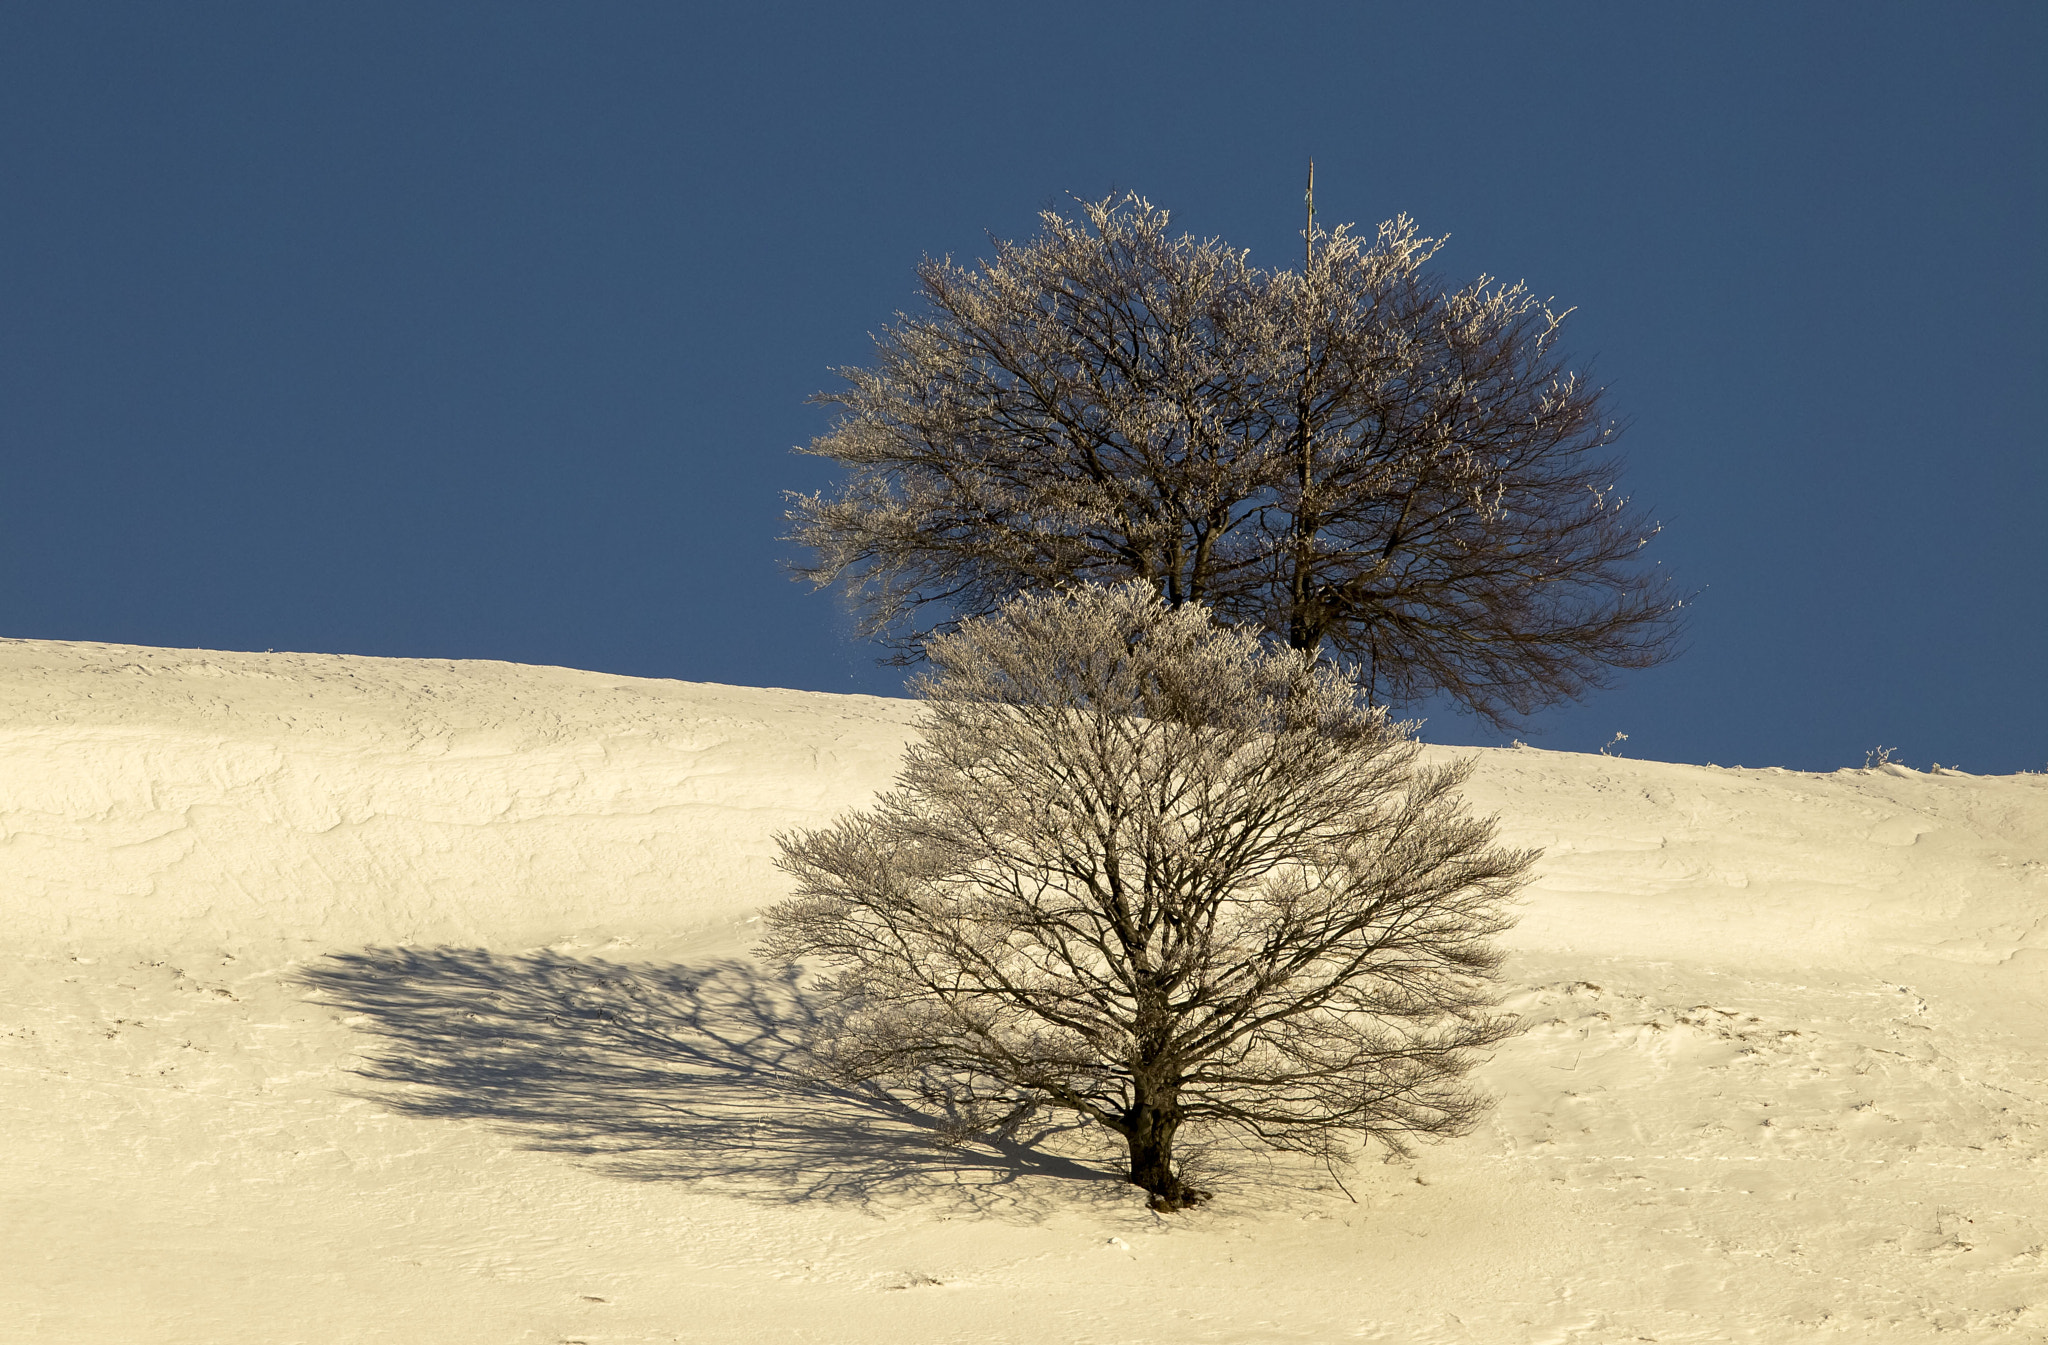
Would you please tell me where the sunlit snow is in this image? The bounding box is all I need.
[3,639,2041,1342]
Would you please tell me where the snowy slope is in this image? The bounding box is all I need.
[2,638,2042,1343]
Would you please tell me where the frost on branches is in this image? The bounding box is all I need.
[786,195,1682,730]
[763,584,1534,1211]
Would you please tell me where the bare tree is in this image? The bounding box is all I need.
[786,194,1683,729]
[763,583,1534,1211]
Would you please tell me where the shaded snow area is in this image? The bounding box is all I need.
[2,638,2042,1343]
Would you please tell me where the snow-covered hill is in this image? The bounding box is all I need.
[3,638,2042,1342]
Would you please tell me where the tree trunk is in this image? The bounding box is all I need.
[1123,1088,1206,1211]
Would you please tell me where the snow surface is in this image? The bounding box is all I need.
[2,637,2042,1343]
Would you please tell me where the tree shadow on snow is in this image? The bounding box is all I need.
[297,947,1126,1214]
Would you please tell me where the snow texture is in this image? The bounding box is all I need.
[2,637,2042,1342]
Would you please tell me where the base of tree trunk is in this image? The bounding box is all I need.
[1129,1174,1211,1212]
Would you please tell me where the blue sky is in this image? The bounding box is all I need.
[3,3,2041,772]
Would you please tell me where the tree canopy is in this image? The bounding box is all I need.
[787,195,1683,728]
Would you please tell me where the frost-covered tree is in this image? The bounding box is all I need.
[763,583,1533,1210]
[786,194,1682,729]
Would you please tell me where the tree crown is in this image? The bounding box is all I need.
[787,194,1684,729]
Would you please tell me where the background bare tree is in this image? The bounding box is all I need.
[786,194,1683,729]
[764,583,1534,1210]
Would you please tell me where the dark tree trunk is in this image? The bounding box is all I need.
[1123,1087,1206,1211]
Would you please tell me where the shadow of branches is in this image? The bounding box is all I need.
[297,946,1123,1212]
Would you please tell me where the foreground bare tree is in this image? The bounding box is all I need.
[763,584,1534,1210]
[786,194,1682,729]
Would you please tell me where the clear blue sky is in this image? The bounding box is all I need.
[3,3,2042,772]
